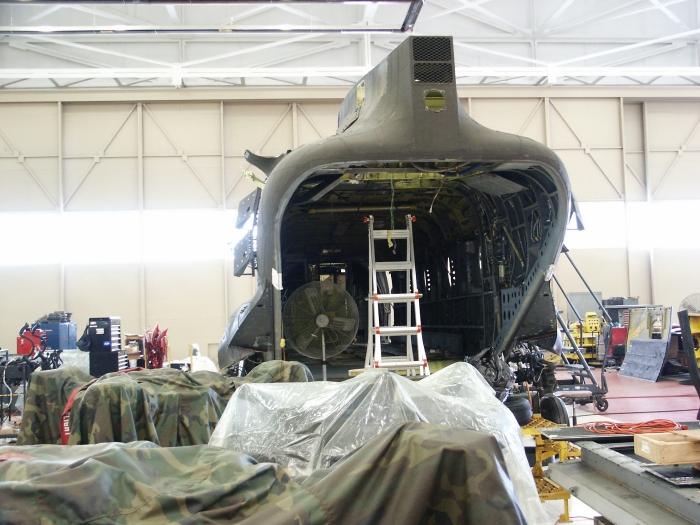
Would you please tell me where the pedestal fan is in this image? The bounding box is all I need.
[283,281,359,380]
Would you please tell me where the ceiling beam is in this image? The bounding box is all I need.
[252,41,351,68]
[0,79,29,88]
[420,0,492,23]
[453,40,548,65]
[554,27,700,65]
[8,39,116,68]
[426,0,523,35]
[273,4,331,25]
[362,3,379,24]
[221,5,274,25]
[646,0,689,29]
[25,35,173,66]
[598,41,687,66]
[542,0,644,36]
[536,0,577,34]
[180,33,323,67]
[464,0,530,36]
[2,65,699,83]
[601,0,689,25]
[165,5,179,22]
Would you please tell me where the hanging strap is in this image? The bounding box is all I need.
[61,379,97,445]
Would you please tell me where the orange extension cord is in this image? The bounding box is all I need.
[581,419,688,434]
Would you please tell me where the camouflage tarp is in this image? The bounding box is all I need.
[0,423,527,525]
[17,360,312,446]
[210,363,543,524]
[16,367,93,446]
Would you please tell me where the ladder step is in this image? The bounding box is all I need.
[381,356,413,362]
[373,292,422,303]
[375,326,421,336]
[374,360,427,369]
[373,230,410,239]
[374,261,413,271]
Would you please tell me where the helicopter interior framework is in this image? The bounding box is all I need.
[280,160,560,360]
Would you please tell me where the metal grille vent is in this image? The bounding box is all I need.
[414,63,454,84]
[413,37,452,62]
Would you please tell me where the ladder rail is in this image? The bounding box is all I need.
[408,215,428,370]
[404,224,413,374]
[364,214,430,376]
[366,216,375,368]
[369,216,383,369]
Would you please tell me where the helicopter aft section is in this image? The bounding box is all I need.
[220,35,574,394]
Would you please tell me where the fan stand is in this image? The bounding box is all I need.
[316,313,329,381]
[322,331,327,381]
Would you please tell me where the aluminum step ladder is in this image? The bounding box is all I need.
[365,214,430,376]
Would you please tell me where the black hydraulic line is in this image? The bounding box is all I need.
[677,310,700,420]
[561,245,613,324]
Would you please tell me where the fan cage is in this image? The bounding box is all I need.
[283,281,359,359]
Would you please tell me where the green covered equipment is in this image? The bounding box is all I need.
[17,360,313,446]
[0,423,527,525]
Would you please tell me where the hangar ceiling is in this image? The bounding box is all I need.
[0,0,699,89]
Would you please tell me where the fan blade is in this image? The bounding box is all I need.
[681,293,700,314]
[304,287,325,316]
[323,291,346,313]
[296,326,321,351]
[328,317,356,332]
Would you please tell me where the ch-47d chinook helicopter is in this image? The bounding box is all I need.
[219,36,580,403]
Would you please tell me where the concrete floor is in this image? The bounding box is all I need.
[558,367,699,423]
[536,365,700,524]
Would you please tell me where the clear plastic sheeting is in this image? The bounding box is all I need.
[58,350,90,375]
[421,363,543,524]
[169,355,219,373]
[210,362,544,524]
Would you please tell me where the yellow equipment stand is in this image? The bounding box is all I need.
[686,314,700,366]
[563,312,602,363]
[522,415,582,524]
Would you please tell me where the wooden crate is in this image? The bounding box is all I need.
[634,430,700,466]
